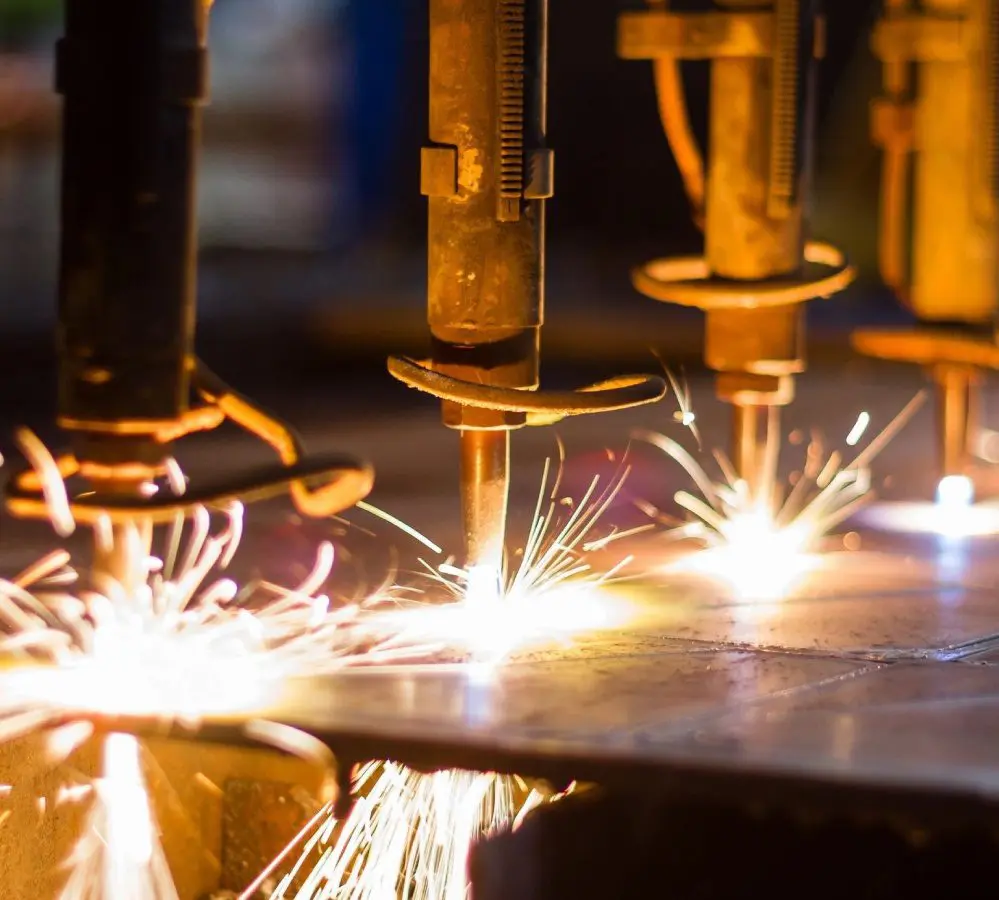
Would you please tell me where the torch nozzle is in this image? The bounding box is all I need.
[89,480,154,595]
[934,364,980,482]
[459,429,510,579]
[731,403,773,497]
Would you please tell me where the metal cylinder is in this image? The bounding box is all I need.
[460,429,510,571]
[705,0,813,280]
[426,0,548,365]
[56,0,208,437]
[909,0,998,323]
[731,403,769,493]
[933,364,981,478]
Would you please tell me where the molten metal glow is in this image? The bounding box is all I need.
[859,470,999,538]
[937,474,975,509]
[271,763,565,900]
[639,393,925,600]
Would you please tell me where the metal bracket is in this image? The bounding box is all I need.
[618,10,825,62]
[5,361,374,525]
[421,146,459,198]
[618,10,773,60]
[871,98,915,151]
[871,14,969,64]
[523,148,555,200]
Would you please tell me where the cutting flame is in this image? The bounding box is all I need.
[359,455,638,670]
[638,392,926,600]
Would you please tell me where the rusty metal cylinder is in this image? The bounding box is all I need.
[425,0,549,383]
[731,403,767,492]
[460,429,510,573]
[907,0,998,323]
[705,0,814,281]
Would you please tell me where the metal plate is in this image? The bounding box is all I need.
[11,366,999,829]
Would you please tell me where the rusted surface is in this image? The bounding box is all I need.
[220,778,320,896]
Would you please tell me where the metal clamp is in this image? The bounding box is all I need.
[871,13,969,64]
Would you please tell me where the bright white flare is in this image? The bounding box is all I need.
[272,763,562,900]
[360,457,637,668]
[0,434,429,900]
[639,393,925,600]
[56,734,176,900]
[937,474,975,510]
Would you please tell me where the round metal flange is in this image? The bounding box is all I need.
[387,356,667,427]
[852,328,999,371]
[632,241,855,311]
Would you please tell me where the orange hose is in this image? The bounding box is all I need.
[653,57,706,227]
[878,0,912,303]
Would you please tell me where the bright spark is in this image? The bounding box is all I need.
[270,763,567,900]
[359,457,638,670]
[859,477,999,539]
[0,432,430,900]
[846,411,870,447]
[270,459,636,900]
[57,734,176,900]
[638,393,925,601]
[665,369,701,448]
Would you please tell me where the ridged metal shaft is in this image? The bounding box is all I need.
[426,0,550,568]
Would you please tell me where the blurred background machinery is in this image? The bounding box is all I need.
[617,0,856,487]
[0,0,892,372]
[853,0,999,495]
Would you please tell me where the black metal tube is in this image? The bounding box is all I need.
[56,0,208,433]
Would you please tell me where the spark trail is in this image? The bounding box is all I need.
[636,392,926,599]
[358,455,637,668]
[0,432,426,900]
[270,458,636,900]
